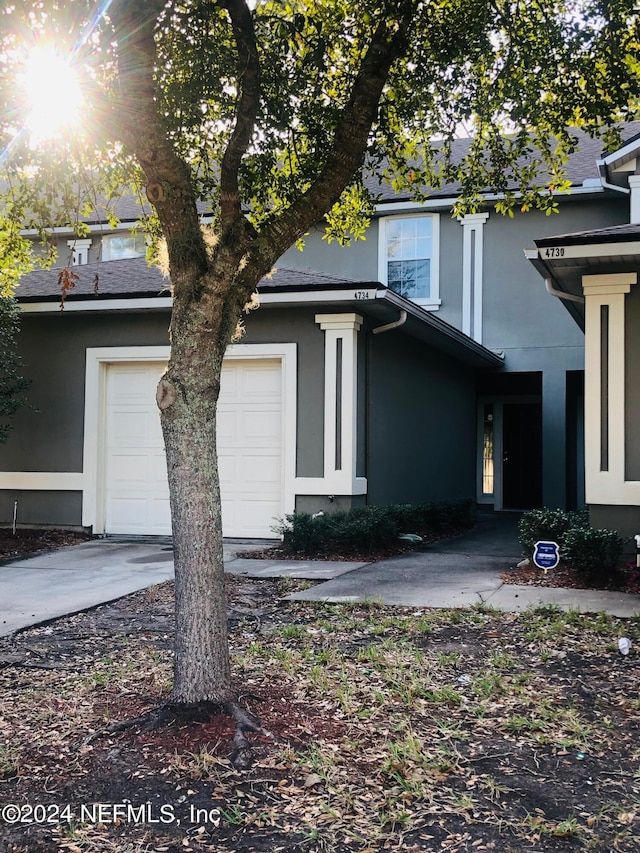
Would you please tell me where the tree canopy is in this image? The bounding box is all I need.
[0,0,638,713]
[0,0,638,291]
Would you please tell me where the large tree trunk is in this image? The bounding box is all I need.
[158,282,236,705]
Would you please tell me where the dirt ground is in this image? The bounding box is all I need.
[1,557,640,853]
[2,529,640,852]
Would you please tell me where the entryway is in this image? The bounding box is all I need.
[478,396,543,511]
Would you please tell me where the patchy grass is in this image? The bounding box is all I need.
[1,579,640,852]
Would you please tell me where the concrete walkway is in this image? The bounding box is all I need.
[288,513,640,618]
[2,513,640,636]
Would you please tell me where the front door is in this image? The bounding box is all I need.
[502,401,542,509]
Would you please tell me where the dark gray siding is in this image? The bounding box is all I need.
[0,491,83,528]
[367,330,477,505]
[0,311,171,474]
[590,505,640,548]
[482,200,627,357]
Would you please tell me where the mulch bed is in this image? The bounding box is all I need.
[501,560,640,594]
[0,528,91,562]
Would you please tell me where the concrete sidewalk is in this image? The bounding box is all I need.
[2,513,640,636]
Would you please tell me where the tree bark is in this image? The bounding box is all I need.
[108,0,415,708]
[160,279,236,704]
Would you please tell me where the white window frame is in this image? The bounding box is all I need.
[378,213,441,310]
[101,233,147,262]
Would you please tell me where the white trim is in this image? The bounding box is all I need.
[374,184,604,216]
[600,138,640,167]
[313,314,367,496]
[376,199,455,213]
[536,241,640,261]
[294,476,368,495]
[0,472,83,490]
[377,213,441,310]
[67,238,92,266]
[583,272,640,505]
[629,175,640,224]
[82,343,297,534]
[261,288,379,304]
[20,298,172,313]
[19,290,382,314]
[459,212,489,343]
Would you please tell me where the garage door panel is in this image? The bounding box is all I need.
[242,409,281,440]
[217,453,236,484]
[239,454,280,484]
[216,410,236,439]
[110,368,151,399]
[238,499,281,533]
[149,499,172,529]
[107,498,148,528]
[109,410,155,444]
[242,366,281,397]
[148,453,169,484]
[108,454,148,484]
[105,358,283,537]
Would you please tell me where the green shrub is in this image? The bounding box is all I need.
[274,499,476,558]
[562,527,623,582]
[518,508,573,557]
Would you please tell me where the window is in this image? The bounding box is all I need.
[378,214,440,308]
[102,234,147,261]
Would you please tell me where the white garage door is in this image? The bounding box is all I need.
[104,359,283,538]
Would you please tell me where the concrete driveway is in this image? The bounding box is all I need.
[0,538,364,636]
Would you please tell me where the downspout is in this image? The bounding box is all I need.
[372,309,408,334]
[545,278,584,304]
[596,159,630,196]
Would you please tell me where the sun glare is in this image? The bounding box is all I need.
[20,46,84,143]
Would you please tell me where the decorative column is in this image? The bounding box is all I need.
[582,272,638,505]
[315,313,364,493]
[459,212,489,343]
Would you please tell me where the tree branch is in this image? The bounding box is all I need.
[219,0,261,225]
[256,2,415,263]
[110,0,207,280]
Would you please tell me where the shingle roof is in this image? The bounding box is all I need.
[16,257,368,301]
[47,123,640,225]
[535,222,640,247]
[365,123,640,202]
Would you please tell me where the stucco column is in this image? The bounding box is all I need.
[458,212,489,343]
[582,273,638,506]
[308,313,366,495]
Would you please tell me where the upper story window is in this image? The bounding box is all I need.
[101,233,147,261]
[378,214,440,309]
[67,238,92,266]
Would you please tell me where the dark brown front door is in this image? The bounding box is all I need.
[502,402,542,509]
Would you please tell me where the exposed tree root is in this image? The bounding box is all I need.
[80,698,272,768]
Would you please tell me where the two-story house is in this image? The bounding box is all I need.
[1,126,638,540]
